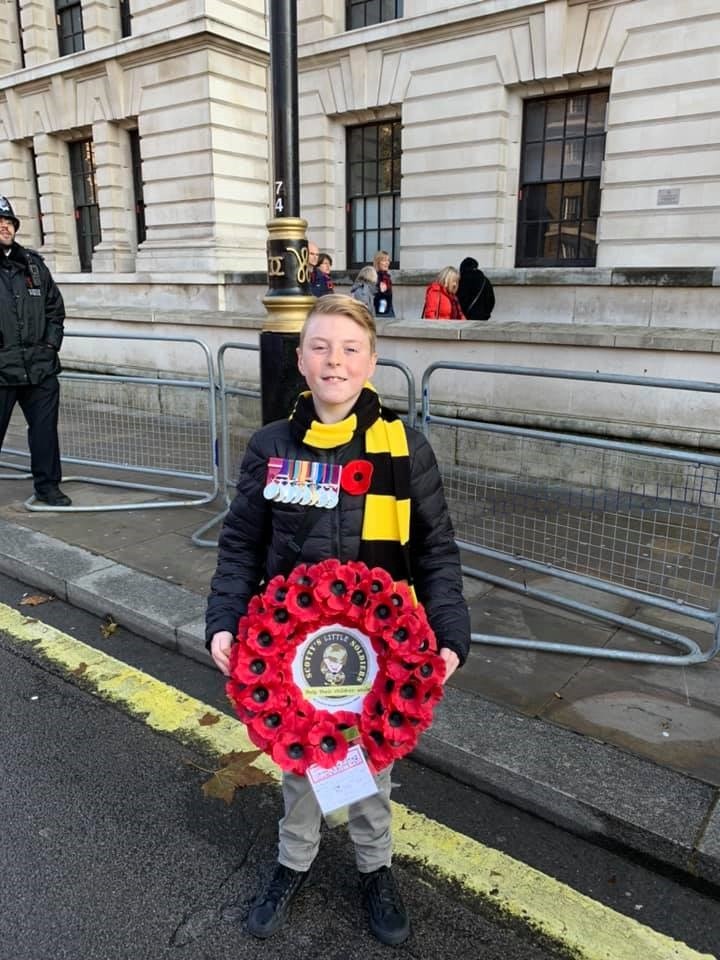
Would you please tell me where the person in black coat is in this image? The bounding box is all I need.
[0,196,71,506]
[457,256,495,321]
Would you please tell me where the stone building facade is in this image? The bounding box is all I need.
[0,0,718,314]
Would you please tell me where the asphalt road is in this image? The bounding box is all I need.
[1,570,718,959]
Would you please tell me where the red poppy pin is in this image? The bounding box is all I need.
[340,459,374,496]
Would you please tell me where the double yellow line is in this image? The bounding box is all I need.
[1,601,714,960]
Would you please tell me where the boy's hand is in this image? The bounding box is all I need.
[439,647,460,683]
[210,631,235,675]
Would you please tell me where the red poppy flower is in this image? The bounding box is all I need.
[285,582,320,621]
[243,613,292,655]
[308,715,349,768]
[271,725,314,776]
[366,594,399,634]
[233,653,281,685]
[362,724,396,771]
[233,680,292,716]
[315,564,359,613]
[340,459,374,496]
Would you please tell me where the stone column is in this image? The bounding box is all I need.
[0,0,23,73]
[18,0,57,68]
[33,132,79,272]
[82,0,120,48]
[91,121,136,273]
[0,140,40,245]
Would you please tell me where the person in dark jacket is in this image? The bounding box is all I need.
[0,196,71,506]
[457,256,495,321]
[309,252,334,297]
[206,294,470,947]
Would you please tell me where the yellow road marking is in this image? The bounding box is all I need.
[0,601,715,960]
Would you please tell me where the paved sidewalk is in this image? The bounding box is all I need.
[0,472,718,887]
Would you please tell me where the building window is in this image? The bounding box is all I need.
[69,139,101,272]
[516,90,608,267]
[129,129,146,244]
[55,0,84,55]
[119,0,131,37]
[347,120,401,269]
[346,0,403,30]
[30,148,45,246]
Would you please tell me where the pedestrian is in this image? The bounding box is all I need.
[350,265,377,314]
[457,256,495,321]
[307,240,320,294]
[372,250,395,317]
[206,293,470,946]
[310,252,334,297]
[421,266,465,320]
[0,196,71,506]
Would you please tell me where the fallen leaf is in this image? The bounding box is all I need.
[72,662,88,676]
[100,616,118,639]
[198,712,220,727]
[201,749,272,805]
[20,594,54,607]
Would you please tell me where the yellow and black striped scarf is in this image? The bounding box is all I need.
[289,387,412,585]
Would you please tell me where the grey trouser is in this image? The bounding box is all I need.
[278,765,393,873]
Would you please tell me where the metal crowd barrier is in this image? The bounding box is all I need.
[1,332,219,512]
[191,346,418,547]
[422,361,720,665]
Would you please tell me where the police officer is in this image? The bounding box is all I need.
[0,196,71,506]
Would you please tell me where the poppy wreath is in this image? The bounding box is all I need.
[226,558,446,777]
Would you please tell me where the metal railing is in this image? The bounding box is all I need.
[1,332,219,512]
[422,361,720,665]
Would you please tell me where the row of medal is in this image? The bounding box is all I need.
[263,457,342,509]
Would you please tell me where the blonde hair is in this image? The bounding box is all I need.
[355,265,377,284]
[301,293,377,352]
[372,250,391,270]
[437,266,459,293]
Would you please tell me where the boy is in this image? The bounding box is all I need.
[206,294,470,946]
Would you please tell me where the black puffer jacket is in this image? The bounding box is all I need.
[206,419,471,664]
[0,242,64,387]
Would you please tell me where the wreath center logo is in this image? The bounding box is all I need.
[293,624,378,713]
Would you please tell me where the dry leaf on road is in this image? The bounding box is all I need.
[19,594,54,607]
[201,749,272,805]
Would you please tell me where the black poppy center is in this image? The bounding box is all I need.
[250,659,266,675]
[274,608,289,623]
[252,686,269,703]
[419,663,433,677]
[391,593,403,607]
[331,580,347,596]
[257,631,272,647]
[274,587,287,602]
[287,743,304,759]
[393,627,408,643]
[320,735,337,753]
[263,713,281,729]
[400,683,416,700]
[297,592,312,607]
[388,711,404,728]
[374,604,391,620]
[351,589,366,605]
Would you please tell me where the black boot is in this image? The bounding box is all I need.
[360,865,410,946]
[34,485,72,507]
[246,863,309,939]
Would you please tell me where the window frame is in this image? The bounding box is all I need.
[128,129,146,245]
[515,89,608,268]
[346,0,403,31]
[69,138,101,272]
[55,0,84,56]
[346,119,401,271]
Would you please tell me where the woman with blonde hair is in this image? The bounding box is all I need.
[372,250,395,317]
[421,266,465,320]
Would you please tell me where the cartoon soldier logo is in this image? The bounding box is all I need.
[320,641,348,685]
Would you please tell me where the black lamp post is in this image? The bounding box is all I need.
[261,0,314,424]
